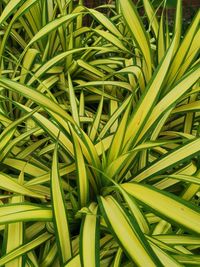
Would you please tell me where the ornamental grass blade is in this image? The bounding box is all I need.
[154,235,200,245]
[40,242,57,267]
[0,232,52,266]
[173,0,182,55]
[119,0,152,80]
[0,78,74,124]
[70,124,89,207]
[16,137,49,159]
[150,241,183,267]
[0,204,52,225]
[80,203,100,267]
[106,140,175,180]
[87,8,122,38]
[136,65,200,144]
[122,183,200,234]
[3,158,47,177]
[107,100,131,164]
[0,107,38,157]
[20,48,40,84]
[143,0,159,38]
[0,172,44,199]
[166,10,200,86]
[176,28,200,81]
[51,143,72,263]
[76,81,132,92]
[172,100,200,114]
[15,103,74,157]
[0,0,39,62]
[0,0,24,25]
[25,48,88,85]
[112,248,123,267]
[68,72,80,127]
[123,36,176,151]
[77,59,104,78]
[158,12,165,63]
[117,185,150,234]
[98,195,162,267]
[89,96,103,142]
[26,13,78,49]
[65,255,81,267]
[93,29,129,53]
[5,172,24,267]
[173,255,200,265]
[157,174,200,186]
[98,95,132,140]
[116,66,145,92]
[134,138,200,182]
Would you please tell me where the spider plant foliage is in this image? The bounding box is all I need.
[0,0,200,266]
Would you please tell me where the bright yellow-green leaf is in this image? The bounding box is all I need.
[80,203,99,267]
[122,183,200,234]
[134,138,200,182]
[51,143,72,263]
[5,173,24,267]
[70,124,90,207]
[0,0,24,25]
[87,8,123,38]
[150,242,183,267]
[3,158,47,177]
[65,255,81,267]
[123,36,176,150]
[0,204,52,224]
[20,48,39,84]
[136,65,200,144]
[99,195,161,267]
[158,13,165,63]
[0,0,39,63]
[77,59,104,78]
[68,72,80,127]
[26,13,78,48]
[143,0,159,38]
[94,29,129,53]
[0,232,52,266]
[0,172,44,199]
[166,10,200,86]
[98,95,131,140]
[0,77,74,124]
[0,107,38,154]
[119,0,152,80]
[89,97,104,142]
[107,101,131,164]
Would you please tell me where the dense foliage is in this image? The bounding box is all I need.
[0,0,200,266]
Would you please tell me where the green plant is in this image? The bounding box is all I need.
[0,0,199,266]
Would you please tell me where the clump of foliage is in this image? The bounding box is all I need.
[0,0,199,266]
